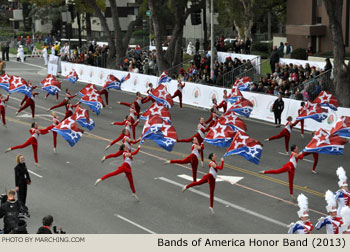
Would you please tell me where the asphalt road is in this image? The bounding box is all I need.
[0,57,349,234]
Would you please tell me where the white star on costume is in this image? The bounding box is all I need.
[161,123,172,137]
[313,130,330,147]
[211,124,227,139]
[0,75,10,83]
[242,107,252,115]
[306,103,318,115]
[318,92,332,104]
[149,103,164,116]
[330,146,341,152]
[150,125,160,134]
[158,88,169,99]
[233,134,249,149]
[222,113,238,125]
[60,118,75,130]
[247,146,259,158]
[11,76,24,88]
[68,131,81,141]
[163,138,174,147]
[86,91,99,101]
[74,109,86,120]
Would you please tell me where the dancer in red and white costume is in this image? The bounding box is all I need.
[48,89,77,111]
[16,90,40,118]
[118,92,143,114]
[101,134,140,163]
[142,83,155,104]
[206,101,219,125]
[259,144,300,199]
[0,94,9,127]
[41,111,60,152]
[171,80,185,108]
[264,116,294,153]
[95,144,141,200]
[292,102,305,138]
[164,137,204,182]
[59,100,79,122]
[105,128,131,150]
[182,153,224,214]
[5,122,50,165]
[177,117,206,165]
[203,113,219,132]
[111,115,139,139]
[19,81,37,106]
[217,90,228,113]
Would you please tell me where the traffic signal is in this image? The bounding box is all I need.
[143,19,148,31]
[191,10,201,25]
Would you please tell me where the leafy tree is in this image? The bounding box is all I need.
[87,0,143,68]
[323,0,350,107]
[148,0,203,75]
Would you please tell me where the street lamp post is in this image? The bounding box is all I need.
[210,0,214,79]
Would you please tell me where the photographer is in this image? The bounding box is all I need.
[0,189,23,234]
[37,215,54,234]
[37,215,65,234]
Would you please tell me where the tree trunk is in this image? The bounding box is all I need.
[86,13,92,41]
[324,0,350,107]
[89,0,116,69]
[149,0,197,75]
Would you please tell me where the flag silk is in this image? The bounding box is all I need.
[313,91,339,111]
[0,73,11,92]
[204,122,236,148]
[157,71,172,86]
[224,131,263,165]
[79,90,104,115]
[65,70,79,83]
[41,75,61,95]
[303,128,348,155]
[150,84,174,109]
[71,105,95,131]
[233,77,252,91]
[8,76,32,97]
[227,85,243,104]
[78,84,98,97]
[102,73,130,91]
[141,102,172,123]
[330,116,350,139]
[227,97,253,118]
[296,102,328,122]
[141,115,177,152]
[52,117,84,147]
[218,111,247,132]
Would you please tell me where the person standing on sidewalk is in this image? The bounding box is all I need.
[272,93,284,127]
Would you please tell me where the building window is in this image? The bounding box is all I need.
[316,17,322,24]
[317,0,322,6]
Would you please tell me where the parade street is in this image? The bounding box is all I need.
[0,58,349,234]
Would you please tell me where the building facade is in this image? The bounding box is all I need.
[286,0,350,53]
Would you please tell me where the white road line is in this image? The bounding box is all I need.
[158,176,288,228]
[278,152,289,156]
[114,214,156,234]
[28,169,43,178]
[9,60,46,69]
[303,159,313,163]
